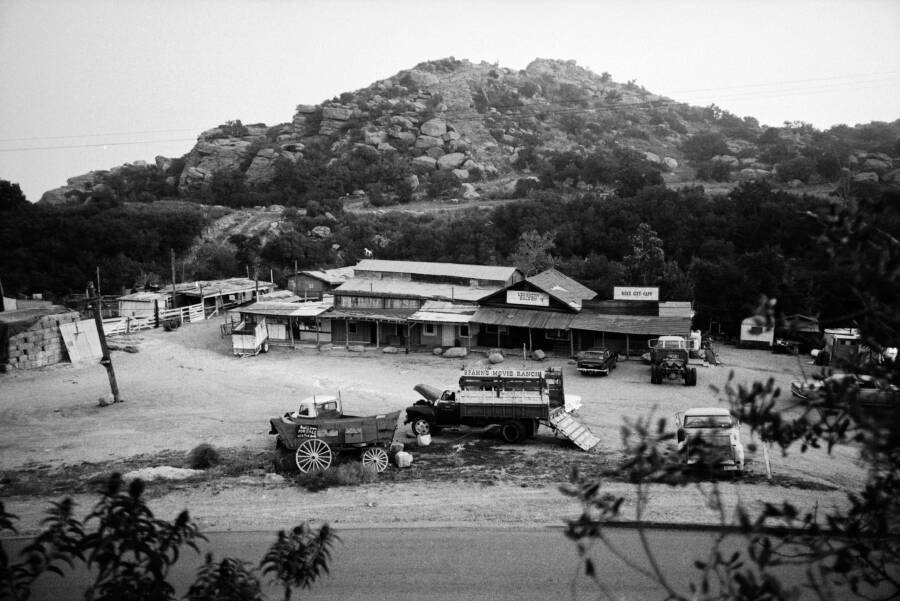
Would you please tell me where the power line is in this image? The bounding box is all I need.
[0,138,197,152]
[0,128,203,143]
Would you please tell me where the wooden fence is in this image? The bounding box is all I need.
[102,302,206,336]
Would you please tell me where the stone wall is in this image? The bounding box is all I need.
[5,311,80,370]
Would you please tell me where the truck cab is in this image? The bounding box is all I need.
[649,335,697,386]
[675,407,744,472]
[286,395,343,420]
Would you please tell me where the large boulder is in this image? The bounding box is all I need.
[420,118,448,137]
[461,183,479,200]
[244,148,277,186]
[437,152,467,170]
[322,106,352,121]
[412,156,437,171]
[415,135,443,150]
[853,171,879,183]
[364,129,389,145]
[862,158,892,173]
[442,347,467,358]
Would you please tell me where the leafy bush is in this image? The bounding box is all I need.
[775,156,816,183]
[681,131,729,162]
[426,170,459,199]
[0,475,338,601]
[187,444,221,469]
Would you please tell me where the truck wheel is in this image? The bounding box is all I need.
[522,419,539,439]
[411,418,431,436]
[500,420,525,443]
[261,342,269,353]
[689,368,698,386]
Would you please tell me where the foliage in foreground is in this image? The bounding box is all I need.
[0,473,338,601]
[562,194,900,600]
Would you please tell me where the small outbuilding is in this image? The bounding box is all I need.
[739,316,774,348]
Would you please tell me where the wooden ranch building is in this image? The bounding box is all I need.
[470,269,597,355]
[286,267,353,301]
[326,260,523,350]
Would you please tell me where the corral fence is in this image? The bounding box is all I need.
[102,302,206,336]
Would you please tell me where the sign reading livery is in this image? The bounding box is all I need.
[614,286,659,301]
[506,290,550,307]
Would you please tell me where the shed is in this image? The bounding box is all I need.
[739,317,774,348]
[230,301,332,345]
[117,290,171,318]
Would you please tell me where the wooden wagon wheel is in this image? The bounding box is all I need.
[294,439,332,473]
[361,447,389,473]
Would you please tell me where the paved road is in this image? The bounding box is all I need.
[3,525,846,601]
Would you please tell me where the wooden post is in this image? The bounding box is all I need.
[170,249,177,309]
[89,284,121,404]
[528,327,532,352]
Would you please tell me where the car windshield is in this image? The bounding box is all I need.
[684,415,733,428]
[585,351,606,358]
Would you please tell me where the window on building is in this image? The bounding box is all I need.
[547,329,568,340]
[458,324,470,338]
[424,323,436,336]
[348,321,357,334]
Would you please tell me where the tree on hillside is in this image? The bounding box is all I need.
[509,230,556,276]
[0,179,28,210]
[680,131,729,162]
[622,223,665,286]
[563,190,900,600]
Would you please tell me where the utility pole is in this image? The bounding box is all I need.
[170,248,178,309]
[88,282,121,404]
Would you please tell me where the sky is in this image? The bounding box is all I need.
[1,0,898,202]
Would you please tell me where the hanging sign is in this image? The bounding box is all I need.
[614,286,659,301]
[506,290,549,307]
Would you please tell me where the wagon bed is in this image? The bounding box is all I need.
[270,410,402,473]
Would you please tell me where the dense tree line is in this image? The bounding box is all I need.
[3,174,898,340]
[0,200,208,298]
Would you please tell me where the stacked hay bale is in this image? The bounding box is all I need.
[2,308,80,370]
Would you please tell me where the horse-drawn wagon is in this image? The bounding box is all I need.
[269,395,401,473]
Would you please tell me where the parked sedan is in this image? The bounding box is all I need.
[576,347,618,376]
[791,373,899,408]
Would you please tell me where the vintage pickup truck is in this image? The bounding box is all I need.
[674,407,745,473]
[269,395,401,473]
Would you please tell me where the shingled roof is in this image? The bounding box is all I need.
[569,311,692,336]
[526,268,596,309]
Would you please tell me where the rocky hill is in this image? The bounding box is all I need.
[39,57,900,210]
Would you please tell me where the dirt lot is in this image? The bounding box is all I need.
[0,318,868,534]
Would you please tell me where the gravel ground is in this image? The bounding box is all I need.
[0,317,865,534]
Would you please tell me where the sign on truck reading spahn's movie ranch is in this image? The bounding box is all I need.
[506,290,549,307]
[614,286,659,301]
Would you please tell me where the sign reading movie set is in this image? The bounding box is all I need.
[614,286,659,301]
[506,290,549,307]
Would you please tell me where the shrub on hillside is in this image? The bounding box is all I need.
[188,443,221,469]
